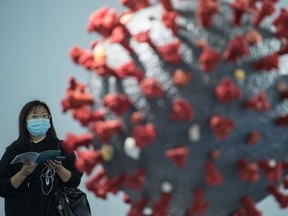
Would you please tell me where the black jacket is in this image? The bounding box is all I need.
[0,136,83,216]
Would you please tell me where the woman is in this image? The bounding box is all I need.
[0,100,83,216]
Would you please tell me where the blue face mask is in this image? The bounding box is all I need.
[27,118,51,137]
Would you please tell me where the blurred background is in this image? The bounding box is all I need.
[0,0,287,215]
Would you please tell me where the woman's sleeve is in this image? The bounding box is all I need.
[60,143,83,187]
[0,148,19,197]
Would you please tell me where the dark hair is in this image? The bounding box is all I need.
[14,100,58,149]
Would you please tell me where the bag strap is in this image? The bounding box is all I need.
[46,140,67,216]
[46,190,57,216]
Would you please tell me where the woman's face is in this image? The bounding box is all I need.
[26,105,51,138]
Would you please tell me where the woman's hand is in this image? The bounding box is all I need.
[45,160,63,173]
[19,162,37,177]
[45,160,71,182]
[11,162,37,188]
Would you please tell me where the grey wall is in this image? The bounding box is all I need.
[0,0,287,215]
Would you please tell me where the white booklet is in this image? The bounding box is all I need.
[10,150,65,164]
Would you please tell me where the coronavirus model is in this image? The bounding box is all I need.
[61,0,288,215]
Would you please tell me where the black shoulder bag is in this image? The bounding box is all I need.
[47,142,92,216]
[51,187,92,216]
